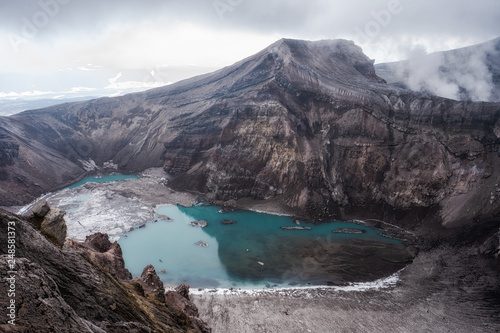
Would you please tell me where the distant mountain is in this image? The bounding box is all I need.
[0,97,98,116]
[376,37,500,102]
[1,38,500,229]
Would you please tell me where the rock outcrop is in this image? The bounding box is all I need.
[134,264,166,303]
[166,285,211,333]
[65,232,133,280]
[26,200,67,247]
[40,207,67,247]
[0,208,209,332]
[31,199,50,218]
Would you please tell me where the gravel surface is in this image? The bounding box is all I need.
[193,246,500,333]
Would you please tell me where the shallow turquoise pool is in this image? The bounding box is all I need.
[67,174,140,189]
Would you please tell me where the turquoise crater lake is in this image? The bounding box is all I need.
[118,205,413,289]
[67,174,140,189]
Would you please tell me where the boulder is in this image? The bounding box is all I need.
[85,232,112,253]
[41,208,67,247]
[190,220,208,228]
[332,228,367,234]
[31,199,50,218]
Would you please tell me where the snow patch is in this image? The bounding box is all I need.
[188,269,403,296]
[79,159,98,171]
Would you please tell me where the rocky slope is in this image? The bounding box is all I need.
[1,38,500,230]
[0,207,209,332]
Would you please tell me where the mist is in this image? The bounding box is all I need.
[377,38,500,102]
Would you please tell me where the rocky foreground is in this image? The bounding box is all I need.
[0,206,210,332]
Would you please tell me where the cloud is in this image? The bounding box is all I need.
[406,41,497,101]
[378,38,499,102]
[0,0,499,99]
[0,90,55,99]
[2,1,499,62]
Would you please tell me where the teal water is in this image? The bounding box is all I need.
[118,205,409,289]
[67,174,140,189]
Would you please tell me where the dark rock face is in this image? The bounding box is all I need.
[480,230,500,257]
[0,141,19,167]
[1,38,500,229]
[0,256,103,332]
[0,209,209,332]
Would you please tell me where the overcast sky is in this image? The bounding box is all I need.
[0,0,499,100]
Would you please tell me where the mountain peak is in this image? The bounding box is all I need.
[144,38,387,106]
[262,38,385,84]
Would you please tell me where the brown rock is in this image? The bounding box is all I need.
[85,232,112,252]
[40,208,67,247]
[134,265,165,303]
[165,284,211,332]
[31,199,50,218]
[65,233,132,280]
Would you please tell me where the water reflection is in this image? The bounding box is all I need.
[119,205,412,289]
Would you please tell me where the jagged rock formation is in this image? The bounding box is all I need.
[65,232,133,280]
[0,208,209,332]
[1,38,500,229]
[376,37,500,102]
[166,285,211,333]
[134,265,166,303]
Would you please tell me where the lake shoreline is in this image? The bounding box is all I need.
[4,168,499,332]
[191,245,500,333]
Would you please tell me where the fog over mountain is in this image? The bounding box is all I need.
[376,37,500,102]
